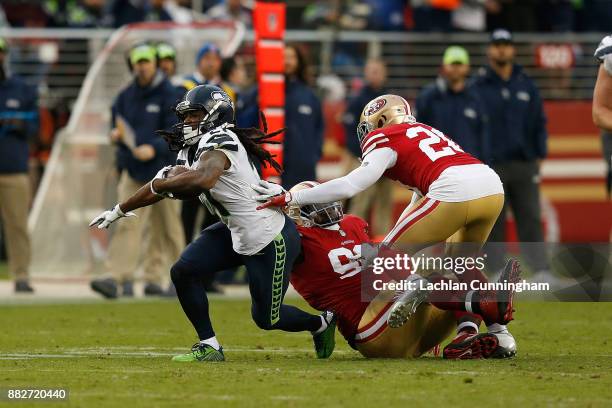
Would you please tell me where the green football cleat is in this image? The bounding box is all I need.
[313,311,336,359]
[171,343,225,362]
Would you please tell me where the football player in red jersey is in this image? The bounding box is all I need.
[287,181,520,359]
[254,95,516,358]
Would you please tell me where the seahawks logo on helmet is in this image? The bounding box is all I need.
[157,84,236,152]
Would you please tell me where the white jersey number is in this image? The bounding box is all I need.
[406,125,463,162]
[327,245,362,279]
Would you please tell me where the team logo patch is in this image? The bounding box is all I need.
[364,98,386,116]
[211,91,231,103]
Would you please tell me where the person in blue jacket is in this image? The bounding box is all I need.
[416,46,489,162]
[282,44,324,190]
[473,29,549,277]
[90,44,185,299]
[0,38,38,293]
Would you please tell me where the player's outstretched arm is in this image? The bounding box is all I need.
[151,150,229,198]
[256,147,396,209]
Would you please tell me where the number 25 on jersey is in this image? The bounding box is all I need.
[406,125,464,162]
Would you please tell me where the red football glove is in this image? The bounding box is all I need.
[256,192,292,210]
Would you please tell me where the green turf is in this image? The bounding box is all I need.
[1,299,610,407]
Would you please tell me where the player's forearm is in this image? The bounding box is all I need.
[152,169,219,197]
[119,183,164,213]
[593,65,612,132]
[593,105,612,131]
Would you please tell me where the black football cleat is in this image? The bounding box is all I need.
[91,278,118,299]
[15,280,34,293]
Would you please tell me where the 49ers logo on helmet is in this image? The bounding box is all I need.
[364,98,386,116]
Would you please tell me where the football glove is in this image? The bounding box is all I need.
[251,180,292,210]
[89,204,135,229]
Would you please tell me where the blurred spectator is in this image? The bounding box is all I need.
[0,38,38,293]
[220,56,246,106]
[473,30,549,276]
[181,43,223,90]
[109,0,174,27]
[156,41,179,82]
[593,35,612,198]
[412,0,461,32]
[486,0,538,32]
[342,58,393,235]
[90,44,184,298]
[206,0,252,28]
[416,46,488,160]
[363,0,406,30]
[282,44,324,190]
[43,0,109,28]
[452,0,487,32]
[0,5,8,28]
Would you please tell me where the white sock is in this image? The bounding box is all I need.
[312,314,329,335]
[457,321,479,334]
[487,323,508,334]
[200,336,221,351]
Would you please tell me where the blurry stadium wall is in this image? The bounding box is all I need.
[0,27,608,277]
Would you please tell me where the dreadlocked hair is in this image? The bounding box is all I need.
[232,111,284,174]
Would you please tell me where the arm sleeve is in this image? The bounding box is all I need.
[292,147,397,205]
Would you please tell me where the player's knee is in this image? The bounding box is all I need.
[251,306,274,331]
[170,261,190,285]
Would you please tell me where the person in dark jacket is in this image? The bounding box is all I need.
[342,58,392,236]
[282,44,324,190]
[416,46,489,162]
[0,38,38,293]
[90,44,184,299]
[473,29,549,277]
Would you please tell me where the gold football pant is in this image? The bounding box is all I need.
[383,194,505,249]
[355,291,454,358]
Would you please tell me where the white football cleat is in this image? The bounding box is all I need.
[387,275,430,329]
[490,330,517,358]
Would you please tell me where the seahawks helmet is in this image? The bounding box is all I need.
[160,84,235,151]
[287,181,344,228]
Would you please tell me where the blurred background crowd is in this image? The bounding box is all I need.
[1,0,611,32]
[0,0,609,295]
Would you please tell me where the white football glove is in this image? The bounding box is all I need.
[150,165,175,198]
[250,179,287,202]
[89,204,135,229]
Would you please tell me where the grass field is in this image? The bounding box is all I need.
[1,298,611,407]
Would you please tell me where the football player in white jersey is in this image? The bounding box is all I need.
[90,85,336,362]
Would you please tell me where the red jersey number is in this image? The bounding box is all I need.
[406,125,464,162]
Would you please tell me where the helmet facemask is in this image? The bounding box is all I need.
[300,202,344,228]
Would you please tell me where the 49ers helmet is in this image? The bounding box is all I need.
[286,181,344,228]
[356,94,416,144]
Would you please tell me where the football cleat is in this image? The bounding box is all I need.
[478,259,521,325]
[90,278,118,299]
[443,330,500,359]
[172,343,225,362]
[313,311,337,359]
[387,275,431,329]
[489,330,517,359]
[14,280,34,293]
